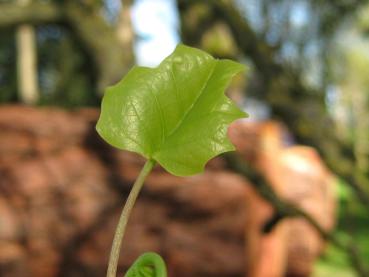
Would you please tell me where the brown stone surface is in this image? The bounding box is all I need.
[0,106,336,277]
[229,120,336,277]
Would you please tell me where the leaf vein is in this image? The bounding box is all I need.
[166,60,218,139]
[151,89,167,144]
[169,66,183,114]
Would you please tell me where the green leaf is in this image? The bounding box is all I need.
[124,252,167,277]
[96,44,247,176]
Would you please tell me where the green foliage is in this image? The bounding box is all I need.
[96,44,247,176]
[314,179,369,276]
[0,30,17,103]
[37,25,98,107]
[124,252,167,277]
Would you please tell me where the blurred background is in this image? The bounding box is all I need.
[0,0,369,276]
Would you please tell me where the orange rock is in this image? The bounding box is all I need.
[230,119,336,277]
[0,106,336,277]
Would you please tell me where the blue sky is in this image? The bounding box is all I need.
[131,0,180,66]
[106,0,312,68]
[104,0,179,66]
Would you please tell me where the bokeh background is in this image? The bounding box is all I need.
[0,0,369,276]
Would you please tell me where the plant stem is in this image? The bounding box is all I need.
[106,159,156,277]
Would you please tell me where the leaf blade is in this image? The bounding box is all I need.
[96,44,247,176]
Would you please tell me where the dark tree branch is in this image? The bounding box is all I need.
[223,152,369,277]
[0,2,63,28]
[179,0,369,212]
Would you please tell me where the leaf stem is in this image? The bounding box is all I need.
[106,159,156,277]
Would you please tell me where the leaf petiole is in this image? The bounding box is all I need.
[106,159,156,277]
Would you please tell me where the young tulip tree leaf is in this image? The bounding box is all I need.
[124,252,167,277]
[96,44,247,176]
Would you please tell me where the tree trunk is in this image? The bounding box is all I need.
[16,0,39,105]
[116,0,134,66]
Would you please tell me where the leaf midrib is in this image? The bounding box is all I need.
[153,60,218,156]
